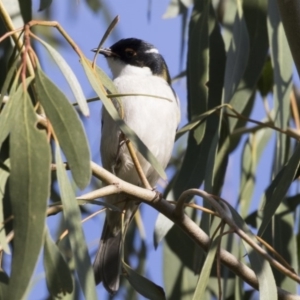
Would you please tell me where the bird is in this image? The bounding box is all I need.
[92,38,180,294]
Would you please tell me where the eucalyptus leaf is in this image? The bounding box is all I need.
[0,53,21,106]
[38,0,52,11]
[37,38,89,116]
[55,144,97,300]
[258,143,300,236]
[43,229,73,297]
[228,205,277,300]
[0,77,34,148]
[17,0,32,22]
[153,213,174,249]
[0,159,10,254]
[35,67,91,189]
[192,235,220,300]
[8,91,50,300]
[224,10,249,103]
[123,262,166,300]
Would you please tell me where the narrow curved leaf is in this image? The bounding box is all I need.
[228,205,277,300]
[37,39,89,116]
[258,142,300,236]
[38,0,52,11]
[0,159,10,254]
[153,213,174,249]
[55,144,97,300]
[43,229,73,296]
[123,262,166,300]
[239,128,272,217]
[268,0,293,170]
[0,53,21,106]
[8,91,50,300]
[0,77,34,148]
[224,10,249,103]
[35,67,91,189]
[192,235,220,300]
[81,57,166,179]
[17,0,32,22]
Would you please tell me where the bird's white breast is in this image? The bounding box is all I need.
[101,66,180,187]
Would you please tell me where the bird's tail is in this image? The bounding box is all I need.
[93,219,122,294]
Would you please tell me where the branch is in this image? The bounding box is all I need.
[89,161,299,300]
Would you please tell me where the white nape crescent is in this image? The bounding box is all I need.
[145,48,159,54]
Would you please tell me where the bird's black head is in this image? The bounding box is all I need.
[93,38,171,84]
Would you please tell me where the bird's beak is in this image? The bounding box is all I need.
[92,47,117,58]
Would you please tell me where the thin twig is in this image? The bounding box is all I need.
[125,139,152,190]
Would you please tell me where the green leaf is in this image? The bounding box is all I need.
[258,142,300,236]
[226,0,269,131]
[153,213,174,249]
[224,10,249,104]
[43,229,73,296]
[81,57,166,179]
[163,0,191,19]
[85,0,101,12]
[163,221,198,300]
[37,38,89,116]
[0,53,21,106]
[192,235,220,300]
[228,205,277,300]
[8,91,50,300]
[0,77,34,148]
[55,144,97,300]
[0,159,10,254]
[187,0,209,122]
[257,57,273,97]
[17,0,32,22]
[239,128,272,217]
[38,0,52,11]
[35,67,91,189]
[123,262,166,300]
[268,0,293,170]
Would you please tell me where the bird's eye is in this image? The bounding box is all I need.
[125,48,136,57]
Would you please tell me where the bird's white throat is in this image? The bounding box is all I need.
[106,58,152,79]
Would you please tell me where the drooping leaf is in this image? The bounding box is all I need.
[17,0,32,22]
[258,142,300,236]
[239,128,273,217]
[38,0,52,11]
[268,0,293,170]
[37,38,89,116]
[55,144,97,300]
[0,53,21,106]
[84,0,102,12]
[257,57,273,97]
[43,228,73,297]
[35,67,91,189]
[0,159,10,254]
[123,262,166,300]
[163,220,198,300]
[153,212,174,249]
[163,0,192,19]
[192,235,220,300]
[228,0,268,132]
[224,9,249,104]
[228,205,277,300]
[0,77,34,148]
[8,91,50,300]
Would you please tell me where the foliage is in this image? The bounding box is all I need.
[0,0,299,300]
